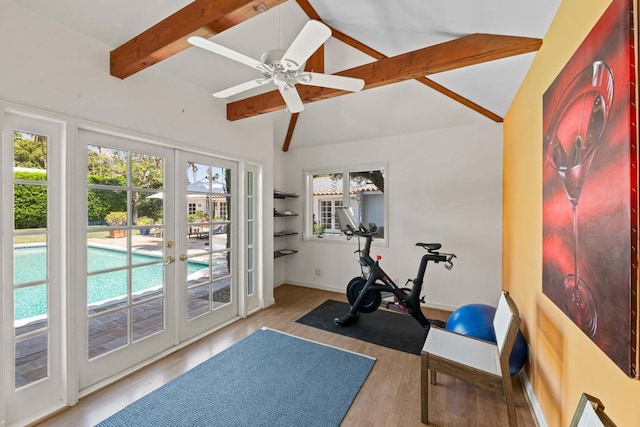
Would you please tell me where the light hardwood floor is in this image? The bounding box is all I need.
[34,285,537,427]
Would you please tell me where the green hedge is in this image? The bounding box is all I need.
[14,172,130,228]
[87,175,128,223]
[14,171,47,228]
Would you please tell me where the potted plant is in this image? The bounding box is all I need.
[105,211,127,238]
[136,216,154,235]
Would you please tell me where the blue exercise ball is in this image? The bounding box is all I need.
[446,303,528,375]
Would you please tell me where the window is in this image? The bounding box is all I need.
[188,203,197,215]
[319,199,343,233]
[217,201,228,220]
[306,165,386,240]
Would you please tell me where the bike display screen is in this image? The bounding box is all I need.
[336,206,359,233]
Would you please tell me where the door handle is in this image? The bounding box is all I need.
[179,254,188,261]
[164,256,175,265]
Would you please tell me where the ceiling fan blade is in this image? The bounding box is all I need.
[213,79,270,98]
[298,73,365,92]
[281,20,331,71]
[278,85,304,113]
[188,36,264,71]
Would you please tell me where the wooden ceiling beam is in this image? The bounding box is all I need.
[227,33,541,120]
[294,0,322,20]
[282,112,300,152]
[329,27,503,122]
[282,0,324,152]
[283,47,323,152]
[415,76,502,122]
[110,0,286,79]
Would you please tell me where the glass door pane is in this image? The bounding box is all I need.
[79,131,174,390]
[13,132,49,387]
[85,145,168,358]
[179,155,237,340]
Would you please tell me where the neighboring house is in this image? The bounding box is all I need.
[187,177,228,220]
[312,175,383,234]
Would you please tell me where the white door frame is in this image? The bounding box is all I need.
[76,129,176,390]
[244,163,262,313]
[1,112,65,424]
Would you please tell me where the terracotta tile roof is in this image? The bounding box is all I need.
[312,176,380,195]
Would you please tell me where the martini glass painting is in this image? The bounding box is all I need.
[545,61,614,338]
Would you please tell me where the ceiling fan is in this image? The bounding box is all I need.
[188,20,365,113]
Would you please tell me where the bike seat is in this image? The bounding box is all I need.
[416,242,441,251]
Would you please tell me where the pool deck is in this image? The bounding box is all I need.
[89,233,213,254]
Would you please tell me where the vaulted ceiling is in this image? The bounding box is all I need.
[14,0,562,149]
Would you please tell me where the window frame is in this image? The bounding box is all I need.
[318,198,343,233]
[304,163,388,245]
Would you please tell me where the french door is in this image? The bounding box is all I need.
[2,111,253,423]
[2,113,64,423]
[78,130,176,389]
[177,152,239,341]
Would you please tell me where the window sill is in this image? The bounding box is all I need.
[303,233,388,247]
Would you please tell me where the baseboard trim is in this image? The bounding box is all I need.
[281,280,345,294]
[519,370,547,426]
[282,280,458,311]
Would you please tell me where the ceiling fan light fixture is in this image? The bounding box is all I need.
[283,59,301,70]
[273,72,289,87]
[188,20,364,114]
[260,49,285,68]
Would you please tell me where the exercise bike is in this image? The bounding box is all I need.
[333,207,456,331]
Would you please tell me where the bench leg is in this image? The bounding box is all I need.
[503,375,517,426]
[421,353,429,424]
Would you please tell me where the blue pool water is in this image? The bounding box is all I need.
[14,246,208,320]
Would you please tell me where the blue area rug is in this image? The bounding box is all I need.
[96,328,375,427]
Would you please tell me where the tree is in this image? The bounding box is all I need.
[131,153,164,221]
[13,132,47,169]
[188,161,198,184]
[13,132,47,229]
[87,147,163,223]
[87,145,126,179]
[323,171,385,192]
[349,171,384,192]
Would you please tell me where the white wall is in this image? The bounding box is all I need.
[0,0,276,304]
[282,122,504,310]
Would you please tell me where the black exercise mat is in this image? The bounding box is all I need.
[296,299,427,355]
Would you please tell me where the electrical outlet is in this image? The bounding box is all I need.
[315,268,321,276]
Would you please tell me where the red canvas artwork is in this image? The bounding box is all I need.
[542,0,638,378]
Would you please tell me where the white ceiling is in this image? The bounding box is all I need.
[13,0,562,149]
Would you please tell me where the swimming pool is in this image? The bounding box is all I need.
[14,246,208,320]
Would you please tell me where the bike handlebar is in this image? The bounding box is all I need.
[343,224,376,238]
[346,224,456,270]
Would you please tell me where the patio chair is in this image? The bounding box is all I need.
[421,290,521,426]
